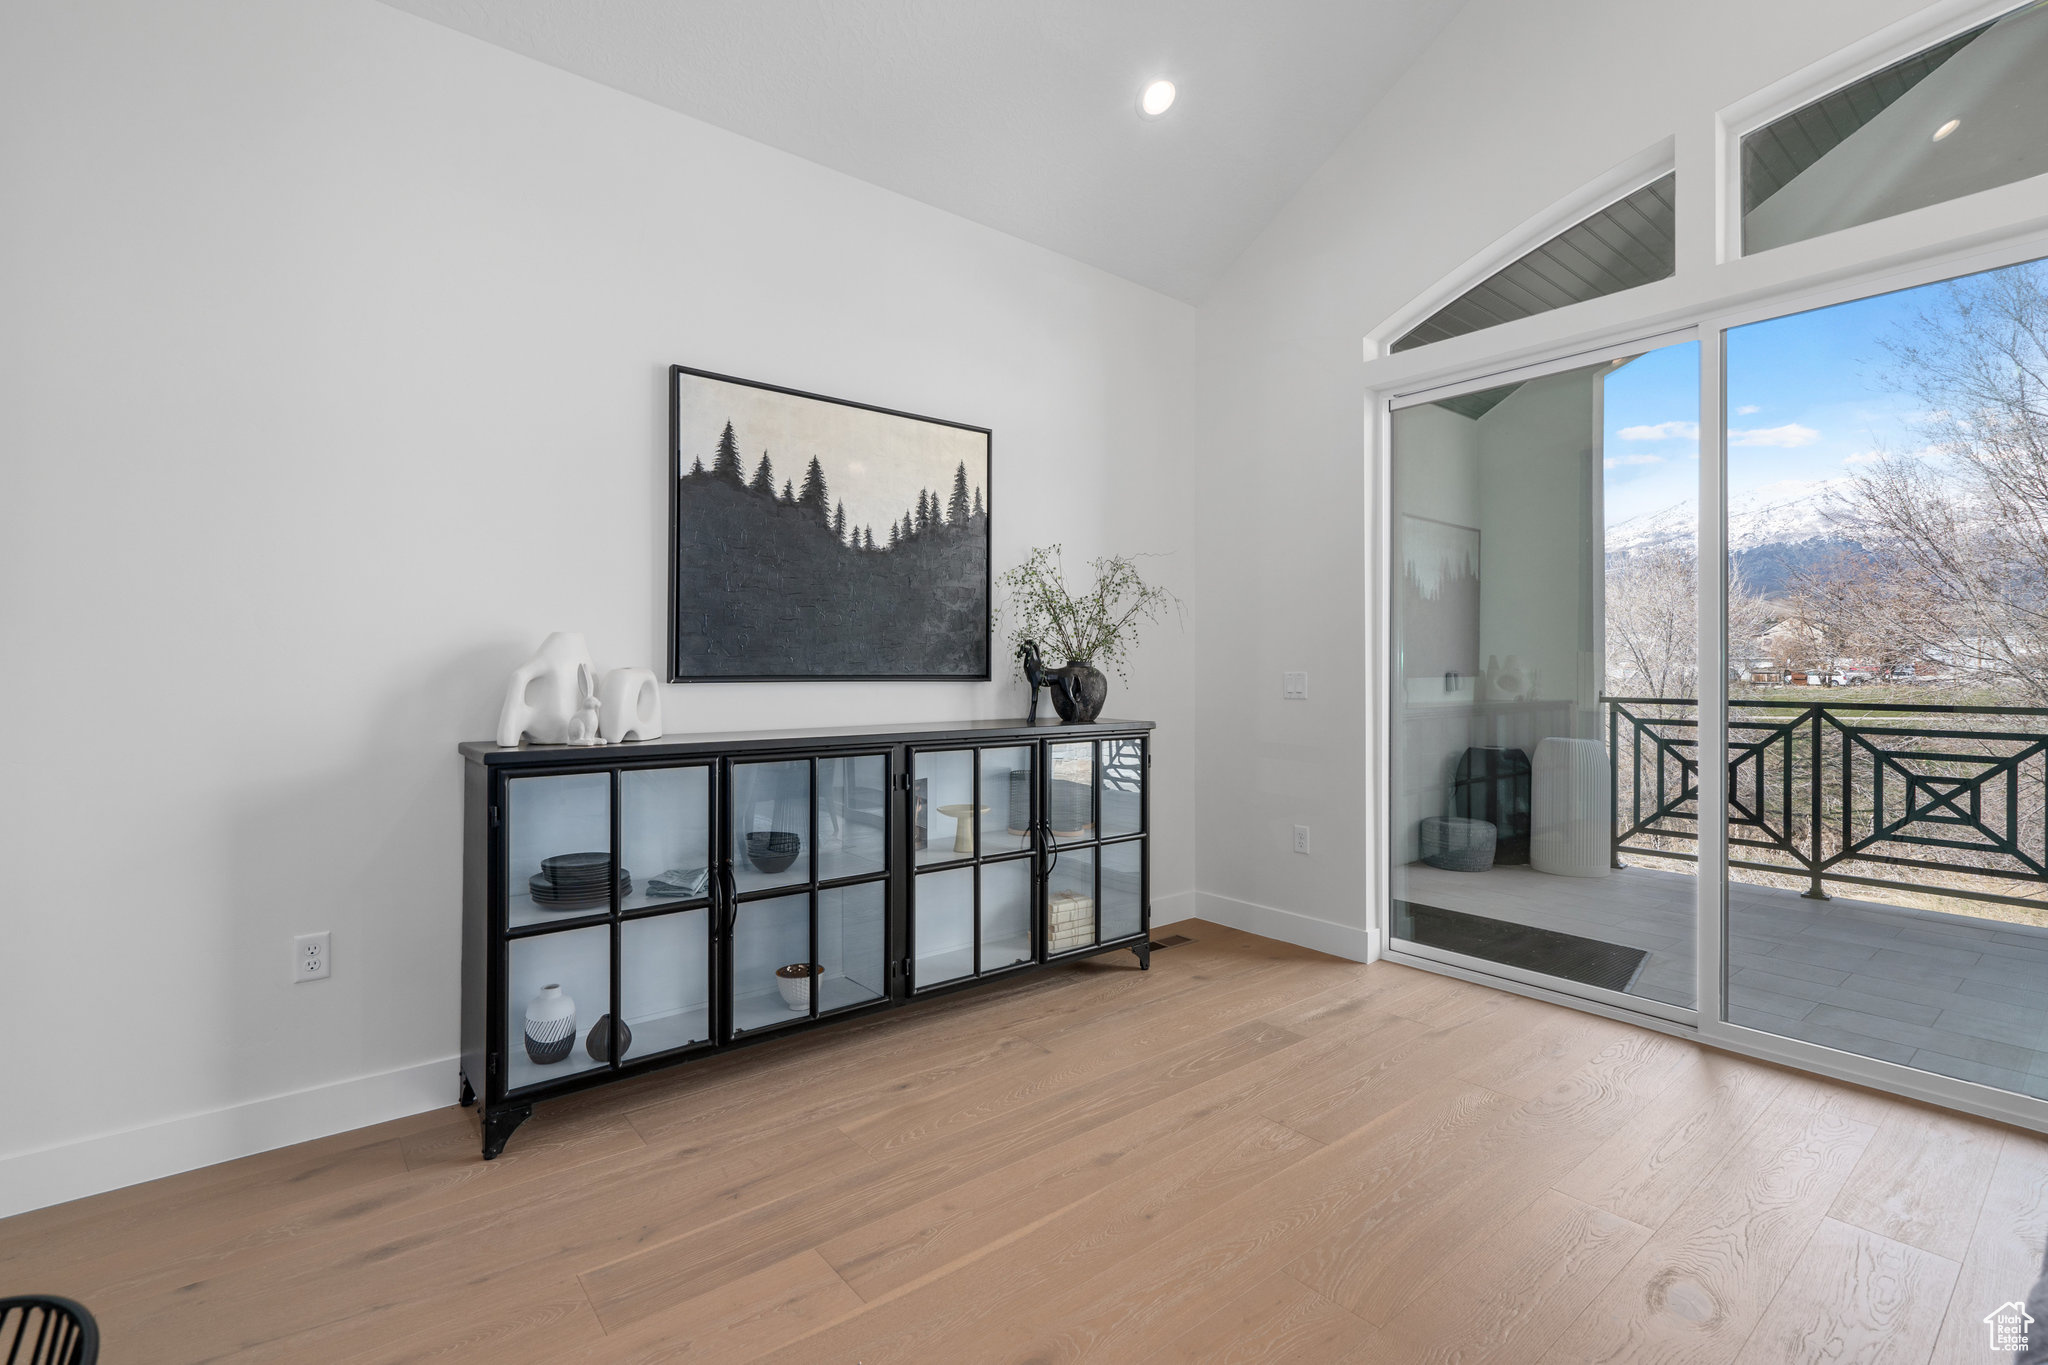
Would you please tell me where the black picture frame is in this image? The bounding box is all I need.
[668,365,993,683]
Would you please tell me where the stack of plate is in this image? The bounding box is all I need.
[529,851,630,909]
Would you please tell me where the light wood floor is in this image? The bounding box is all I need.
[7,921,2048,1363]
[1403,861,2048,1095]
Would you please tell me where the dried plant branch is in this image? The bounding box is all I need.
[996,545,1183,683]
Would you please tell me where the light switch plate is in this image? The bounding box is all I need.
[1283,671,1308,700]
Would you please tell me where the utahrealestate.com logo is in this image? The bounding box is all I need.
[1986,1301,2034,1352]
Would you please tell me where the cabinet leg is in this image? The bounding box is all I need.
[1132,942,1151,971]
[458,1073,476,1108]
[481,1104,531,1160]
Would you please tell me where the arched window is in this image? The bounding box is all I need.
[1390,173,1675,353]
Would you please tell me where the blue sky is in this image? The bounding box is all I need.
[1600,287,1936,527]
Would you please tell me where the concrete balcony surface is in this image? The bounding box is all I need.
[1398,860,2048,1098]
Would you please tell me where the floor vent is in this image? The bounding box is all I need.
[1148,934,1192,951]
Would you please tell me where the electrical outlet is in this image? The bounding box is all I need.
[1292,825,1311,855]
[1283,671,1308,700]
[295,931,330,982]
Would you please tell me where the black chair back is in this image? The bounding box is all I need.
[0,1297,98,1365]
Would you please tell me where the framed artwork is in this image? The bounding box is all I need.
[669,365,992,682]
[1399,514,1480,693]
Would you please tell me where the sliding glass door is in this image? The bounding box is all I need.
[1387,337,1700,1016]
[1714,252,2048,1102]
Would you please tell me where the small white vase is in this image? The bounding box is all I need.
[775,964,813,1013]
[524,983,577,1064]
[599,667,663,742]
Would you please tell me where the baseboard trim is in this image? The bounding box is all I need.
[1148,889,1198,929]
[0,1055,457,1220]
[1193,891,1380,963]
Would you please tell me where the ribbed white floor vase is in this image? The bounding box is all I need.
[1531,736,1611,877]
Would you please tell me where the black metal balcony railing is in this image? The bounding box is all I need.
[1604,696,2048,909]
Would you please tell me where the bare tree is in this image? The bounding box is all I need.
[1605,543,1769,698]
[1782,546,1926,683]
[1832,260,2048,700]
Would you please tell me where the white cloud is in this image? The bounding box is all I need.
[1616,420,1699,441]
[1729,423,1821,448]
[1843,451,1881,465]
[1604,454,1665,469]
[1736,404,1761,416]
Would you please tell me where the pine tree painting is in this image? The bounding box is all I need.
[670,366,990,679]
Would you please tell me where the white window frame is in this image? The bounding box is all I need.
[1367,219,2048,1135]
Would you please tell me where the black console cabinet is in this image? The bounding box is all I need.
[458,719,1153,1157]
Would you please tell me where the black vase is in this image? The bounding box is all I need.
[584,1014,633,1063]
[1051,662,1108,724]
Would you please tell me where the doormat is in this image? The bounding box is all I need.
[1392,901,1649,994]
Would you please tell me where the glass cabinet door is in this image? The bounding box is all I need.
[619,910,712,1062]
[731,760,810,895]
[723,751,893,1037]
[818,754,888,882]
[621,766,712,913]
[1100,737,1144,839]
[981,857,1034,973]
[909,743,1047,991]
[1100,840,1144,943]
[731,892,812,1034]
[505,923,611,1093]
[1047,846,1097,954]
[819,881,887,1012]
[980,746,1036,857]
[913,865,976,988]
[1046,743,1097,839]
[1042,735,1148,956]
[912,750,976,867]
[507,771,613,930]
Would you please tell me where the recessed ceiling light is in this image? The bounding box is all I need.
[1141,79,1176,117]
[1933,118,1961,142]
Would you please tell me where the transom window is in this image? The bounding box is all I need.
[1742,1,2048,253]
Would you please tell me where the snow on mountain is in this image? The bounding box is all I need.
[1605,479,1851,554]
[1606,480,1858,597]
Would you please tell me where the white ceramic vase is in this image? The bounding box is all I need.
[775,965,813,1013]
[497,633,600,748]
[523,984,577,1064]
[599,667,663,742]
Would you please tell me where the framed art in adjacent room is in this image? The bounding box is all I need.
[1398,513,1479,703]
[669,365,992,681]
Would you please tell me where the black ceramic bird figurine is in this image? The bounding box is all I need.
[1019,638,1082,724]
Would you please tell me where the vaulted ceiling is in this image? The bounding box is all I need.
[375,0,1467,301]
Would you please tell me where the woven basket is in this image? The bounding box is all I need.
[1419,816,1496,872]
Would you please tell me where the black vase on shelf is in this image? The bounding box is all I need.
[1049,661,1108,725]
[585,1013,632,1063]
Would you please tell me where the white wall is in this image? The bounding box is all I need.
[1184,0,2020,960]
[0,0,1198,1215]
[1475,371,1599,720]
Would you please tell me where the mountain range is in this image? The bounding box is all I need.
[1605,482,1859,598]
